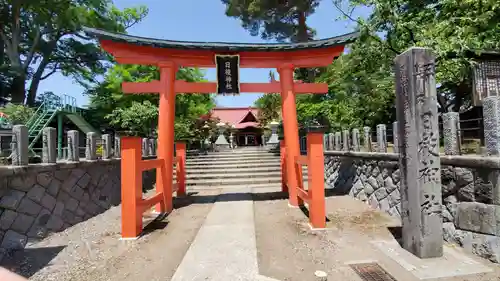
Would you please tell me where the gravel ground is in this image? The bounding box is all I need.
[254,194,500,281]
[1,189,219,281]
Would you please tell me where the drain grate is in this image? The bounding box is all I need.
[349,263,397,281]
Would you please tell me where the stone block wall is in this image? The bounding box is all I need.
[0,160,155,262]
[324,153,500,263]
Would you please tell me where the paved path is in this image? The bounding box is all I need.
[170,188,277,281]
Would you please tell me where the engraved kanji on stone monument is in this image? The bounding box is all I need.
[102,134,112,159]
[394,47,443,258]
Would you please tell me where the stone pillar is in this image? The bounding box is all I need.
[328,133,334,151]
[395,47,443,258]
[261,135,266,146]
[147,138,155,156]
[114,136,121,158]
[376,124,387,153]
[352,129,360,152]
[67,130,79,162]
[102,134,112,159]
[483,96,500,204]
[86,132,97,160]
[11,125,28,166]
[363,127,372,152]
[442,112,461,155]
[342,130,350,151]
[42,127,57,163]
[392,121,400,153]
[334,131,341,151]
[142,138,148,156]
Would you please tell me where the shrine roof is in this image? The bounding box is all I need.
[211,107,259,126]
[84,27,359,52]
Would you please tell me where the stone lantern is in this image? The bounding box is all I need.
[214,122,230,150]
[267,121,280,145]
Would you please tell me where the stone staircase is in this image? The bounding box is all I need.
[177,147,306,190]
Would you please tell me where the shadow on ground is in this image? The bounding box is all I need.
[1,246,66,278]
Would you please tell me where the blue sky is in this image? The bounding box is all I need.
[37,0,370,108]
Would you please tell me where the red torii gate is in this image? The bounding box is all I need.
[85,28,358,238]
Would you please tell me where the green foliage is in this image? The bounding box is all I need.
[255,93,281,127]
[333,0,500,112]
[0,103,35,125]
[0,0,148,104]
[86,65,215,142]
[106,100,158,137]
[221,0,320,42]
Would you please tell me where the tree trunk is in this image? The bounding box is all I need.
[9,74,26,104]
[297,10,315,82]
[26,58,49,106]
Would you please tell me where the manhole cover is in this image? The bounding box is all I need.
[350,263,397,281]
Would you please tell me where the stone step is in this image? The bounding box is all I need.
[186,155,279,163]
[186,182,283,190]
[189,151,278,158]
[185,176,282,186]
[186,166,282,174]
[186,159,281,166]
[186,171,306,180]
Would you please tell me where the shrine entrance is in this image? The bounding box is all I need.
[85,27,357,238]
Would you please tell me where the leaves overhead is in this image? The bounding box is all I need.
[86,65,215,141]
[0,0,148,105]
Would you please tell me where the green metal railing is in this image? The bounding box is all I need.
[27,94,77,154]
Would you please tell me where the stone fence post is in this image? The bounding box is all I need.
[342,130,350,151]
[328,133,334,151]
[102,134,112,159]
[86,132,97,160]
[334,131,341,151]
[363,127,372,152]
[392,121,399,153]
[442,112,461,155]
[114,136,121,158]
[142,138,148,156]
[483,96,500,204]
[352,129,360,152]
[376,124,387,153]
[42,127,56,163]
[11,125,28,166]
[395,47,443,258]
[67,130,79,162]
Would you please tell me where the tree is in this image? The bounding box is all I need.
[332,0,500,112]
[86,64,216,141]
[221,0,320,42]
[0,0,147,105]
[254,71,282,126]
[221,0,322,81]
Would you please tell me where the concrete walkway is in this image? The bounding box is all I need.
[170,188,276,281]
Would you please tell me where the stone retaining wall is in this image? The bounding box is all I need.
[324,153,500,263]
[0,160,155,262]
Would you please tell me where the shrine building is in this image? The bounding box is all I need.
[210,107,263,146]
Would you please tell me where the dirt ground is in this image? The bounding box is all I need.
[3,189,500,281]
[253,193,500,281]
[1,189,219,281]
